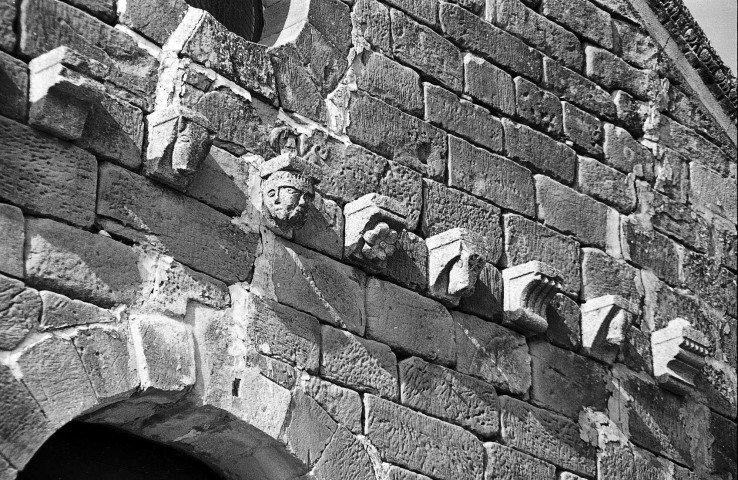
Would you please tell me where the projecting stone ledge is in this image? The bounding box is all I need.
[502,261,564,335]
[581,295,638,364]
[652,318,710,395]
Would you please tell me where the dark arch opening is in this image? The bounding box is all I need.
[18,421,225,480]
[187,0,264,42]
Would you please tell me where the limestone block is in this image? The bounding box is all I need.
[542,57,616,120]
[376,159,423,231]
[344,194,406,273]
[0,366,54,469]
[514,76,563,138]
[585,46,655,100]
[620,325,653,375]
[0,0,14,52]
[708,409,737,477]
[365,395,485,480]
[426,228,487,306]
[252,232,367,335]
[0,275,41,350]
[449,135,536,217]
[502,261,564,335]
[581,295,637,364]
[453,311,530,395]
[39,291,115,331]
[351,0,391,53]
[130,314,196,391]
[652,318,710,395]
[613,90,649,133]
[17,336,98,426]
[463,54,515,117]
[400,356,500,437]
[652,146,689,202]
[500,396,596,476]
[582,248,642,307]
[579,156,637,213]
[280,391,337,469]
[0,205,23,279]
[293,193,345,260]
[118,0,187,45]
[25,218,141,308]
[562,101,603,157]
[384,0,439,27]
[458,262,503,322]
[355,51,424,116]
[503,118,576,185]
[690,162,737,224]
[73,325,138,401]
[186,147,256,216]
[621,218,681,285]
[602,123,654,179]
[320,325,397,399]
[299,375,362,433]
[484,442,556,479]
[386,465,432,480]
[598,441,678,480]
[311,426,376,480]
[542,0,613,49]
[144,106,215,191]
[530,341,610,419]
[679,250,736,318]
[0,51,28,121]
[253,353,297,390]
[546,293,581,351]
[0,117,97,228]
[0,455,17,480]
[383,230,429,292]
[425,84,503,152]
[366,278,455,366]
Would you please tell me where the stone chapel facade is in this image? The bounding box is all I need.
[0,0,736,477]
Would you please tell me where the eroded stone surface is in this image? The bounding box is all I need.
[39,291,115,331]
[484,442,556,479]
[0,275,41,350]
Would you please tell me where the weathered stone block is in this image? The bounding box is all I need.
[449,135,536,217]
[542,57,616,120]
[514,76,563,138]
[280,390,337,469]
[679,250,736,318]
[355,51,424,116]
[0,52,27,121]
[579,156,636,213]
[185,146,256,216]
[690,163,737,224]
[0,275,41,350]
[708,409,737,477]
[118,0,187,45]
[580,295,637,364]
[299,375,362,433]
[500,396,596,476]
[542,0,613,48]
[582,247,641,306]
[0,204,24,279]
[458,262,503,322]
[621,219,680,285]
[562,101,603,157]
[0,117,97,228]
[440,2,543,81]
[25,218,141,308]
[613,20,658,69]
[384,0,439,27]
[503,214,581,297]
[73,325,138,401]
[352,0,391,53]
[386,465,432,480]
[311,426,375,480]
[603,123,654,179]
[546,293,581,351]
[464,54,515,117]
[392,10,463,92]
[400,356,500,437]
[39,291,115,331]
[320,325,398,400]
[366,278,455,366]
[502,118,577,185]
[585,46,654,100]
[485,442,556,479]
[365,395,485,480]
[253,232,367,335]
[453,311,530,395]
[0,0,15,52]
[651,146,689,203]
[613,90,649,133]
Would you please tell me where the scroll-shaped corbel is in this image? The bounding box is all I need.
[652,318,710,395]
[145,106,215,191]
[502,261,564,335]
[344,194,406,273]
[427,228,487,306]
[581,295,637,364]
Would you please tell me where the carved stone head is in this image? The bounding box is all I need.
[427,228,487,305]
[262,170,315,235]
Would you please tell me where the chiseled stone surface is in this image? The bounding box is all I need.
[464,54,515,117]
[365,394,485,480]
[73,325,138,401]
[0,204,23,279]
[39,290,115,331]
[356,51,424,116]
[578,156,637,213]
[300,375,363,434]
[542,0,613,49]
[484,442,556,479]
[542,57,615,120]
[311,426,376,480]
[0,275,41,351]
[0,52,27,122]
[514,76,563,138]
[582,247,642,308]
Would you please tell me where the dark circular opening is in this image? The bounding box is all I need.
[18,421,224,480]
[186,0,264,42]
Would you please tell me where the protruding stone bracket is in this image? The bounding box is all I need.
[145,106,216,191]
[502,261,564,335]
[344,194,407,273]
[260,153,321,238]
[652,318,710,395]
[426,228,488,306]
[28,47,108,140]
[581,295,638,364]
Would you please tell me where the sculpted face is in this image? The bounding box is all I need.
[263,171,314,231]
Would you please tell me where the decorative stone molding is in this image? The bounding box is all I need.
[344,194,406,273]
[502,261,564,335]
[581,295,638,364]
[426,228,487,306]
[652,318,710,395]
[145,106,215,191]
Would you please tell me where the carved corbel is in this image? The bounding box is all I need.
[145,106,215,191]
[581,295,638,364]
[28,47,108,140]
[426,228,487,306]
[344,194,406,273]
[652,318,710,395]
[502,261,564,335]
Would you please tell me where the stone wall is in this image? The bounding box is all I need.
[0,0,736,478]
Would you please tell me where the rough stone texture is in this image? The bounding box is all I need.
[546,293,581,351]
[400,356,500,437]
[311,426,376,480]
[585,46,654,100]
[652,146,688,203]
[464,54,515,117]
[392,10,463,92]
[458,262,503,321]
[0,52,27,121]
[690,162,737,224]
[503,118,577,185]
[365,395,485,480]
[299,375,362,434]
[529,341,609,419]
[679,250,736,318]
[97,163,259,284]
[582,248,642,307]
[453,311,530,395]
[321,325,398,400]
[579,156,636,213]
[613,90,649,133]
[504,214,581,297]
[386,465,432,480]
[514,76,563,137]
[542,0,613,49]
[281,390,337,469]
[0,275,41,350]
[185,146,254,216]
[425,84,504,153]
[39,291,115,330]
[352,0,391,53]
[292,193,345,260]
[562,101,603,157]
[119,0,187,45]
[0,0,15,52]
[25,218,142,308]
[484,442,556,479]
[73,325,138,401]
[253,232,367,335]
[0,117,97,229]
[366,278,455,366]
[384,0,439,27]
[708,409,737,478]
[614,20,658,70]
[486,0,583,71]
[384,230,429,292]
[0,204,24,279]
[602,123,654,179]
[440,2,542,81]
[542,57,615,120]
[356,51,424,116]
[500,396,596,477]
[621,219,681,285]
[449,135,535,217]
